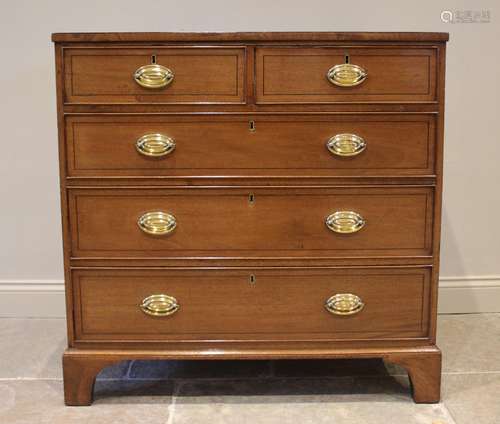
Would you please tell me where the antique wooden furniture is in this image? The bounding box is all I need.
[52,32,448,405]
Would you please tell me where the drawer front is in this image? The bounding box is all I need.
[73,267,431,342]
[69,187,433,258]
[256,47,437,104]
[66,114,435,177]
[63,47,246,104]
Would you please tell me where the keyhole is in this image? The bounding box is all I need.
[249,274,256,285]
[248,193,255,204]
[344,53,350,64]
[151,55,157,64]
[249,120,256,132]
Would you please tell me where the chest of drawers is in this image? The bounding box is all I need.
[52,32,448,405]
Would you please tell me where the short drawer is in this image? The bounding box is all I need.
[72,267,431,342]
[63,47,246,104]
[256,47,437,103]
[66,114,435,177]
[68,187,433,258]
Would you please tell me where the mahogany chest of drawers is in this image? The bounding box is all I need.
[52,32,448,405]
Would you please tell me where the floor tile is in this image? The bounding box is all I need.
[272,358,405,377]
[0,318,66,379]
[438,314,500,373]
[0,318,129,380]
[129,359,272,380]
[1,314,498,423]
[94,379,175,403]
[130,358,405,381]
[443,373,500,424]
[176,374,424,401]
[97,361,131,380]
[0,380,172,424]
[173,377,456,424]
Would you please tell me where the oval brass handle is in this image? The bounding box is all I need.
[325,293,364,316]
[138,211,177,236]
[136,134,176,157]
[327,63,367,87]
[326,211,365,234]
[140,294,179,317]
[134,64,174,89]
[327,133,366,157]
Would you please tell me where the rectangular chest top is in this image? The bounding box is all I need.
[52,31,449,43]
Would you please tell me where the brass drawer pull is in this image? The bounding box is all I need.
[136,134,176,157]
[134,64,174,89]
[327,133,366,157]
[327,63,367,87]
[326,211,365,234]
[138,211,177,236]
[325,293,364,315]
[140,294,179,317]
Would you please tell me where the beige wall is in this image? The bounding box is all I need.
[0,0,499,313]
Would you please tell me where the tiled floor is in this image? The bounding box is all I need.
[0,314,499,423]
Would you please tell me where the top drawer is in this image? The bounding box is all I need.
[63,47,246,104]
[256,47,437,104]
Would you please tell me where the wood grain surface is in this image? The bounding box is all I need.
[256,47,437,104]
[72,267,430,342]
[68,186,434,258]
[66,114,435,177]
[53,32,448,405]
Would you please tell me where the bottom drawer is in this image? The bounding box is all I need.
[72,267,431,342]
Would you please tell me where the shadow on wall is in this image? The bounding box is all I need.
[438,206,471,313]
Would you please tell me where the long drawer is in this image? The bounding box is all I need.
[66,114,435,177]
[72,267,431,342]
[256,47,437,104]
[68,187,433,258]
[63,47,246,104]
